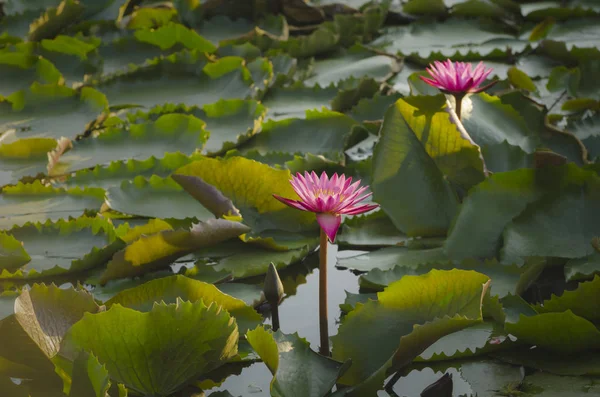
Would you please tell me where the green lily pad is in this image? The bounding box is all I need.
[105,176,215,220]
[174,156,317,233]
[65,300,239,396]
[94,51,255,109]
[359,258,524,298]
[501,184,600,263]
[371,97,462,237]
[331,269,490,395]
[246,327,350,397]
[0,217,124,279]
[68,351,110,397]
[336,246,449,272]
[0,137,59,185]
[0,232,31,271]
[51,113,208,175]
[337,211,407,248]
[61,153,200,190]
[505,310,600,353]
[535,274,600,322]
[417,321,512,363]
[0,181,105,230]
[262,85,337,121]
[240,109,358,163]
[0,50,62,96]
[303,48,399,88]
[99,218,250,284]
[105,275,261,333]
[0,83,107,140]
[14,284,100,359]
[565,252,600,281]
[373,19,525,59]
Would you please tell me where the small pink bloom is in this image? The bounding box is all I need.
[273,171,379,242]
[419,59,495,95]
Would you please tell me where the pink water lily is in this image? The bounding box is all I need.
[420,60,495,95]
[273,171,379,242]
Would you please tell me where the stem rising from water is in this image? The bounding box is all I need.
[319,229,330,356]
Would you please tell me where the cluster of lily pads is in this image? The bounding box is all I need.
[1,0,600,396]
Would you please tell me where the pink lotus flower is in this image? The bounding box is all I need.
[273,171,379,242]
[420,60,495,95]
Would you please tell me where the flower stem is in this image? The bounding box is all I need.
[454,95,462,121]
[319,229,330,356]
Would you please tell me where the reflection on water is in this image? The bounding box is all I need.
[210,243,362,395]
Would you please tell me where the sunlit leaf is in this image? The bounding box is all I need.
[332,269,490,395]
[105,275,261,333]
[99,218,250,284]
[65,300,238,396]
[371,98,460,237]
[174,156,317,233]
[15,284,99,359]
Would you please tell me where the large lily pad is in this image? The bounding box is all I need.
[50,113,209,175]
[105,275,261,333]
[371,98,461,237]
[331,269,490,394]
[0,217,124,279]
[65,300,239,396]
[15,284,100,358]
[94,51,255,109]
[99,218,250,284]
[174,156,317,233]
[0,181,105,230]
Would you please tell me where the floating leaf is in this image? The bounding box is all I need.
[338,211,407,247]
[303,48,399,88]
[501,184,600,263]
[0,51,62,96]
[535,275,600,322]
[174,156,317,233]
[505,307,600,354]
[240,109,358,163]
[94,51,254,109]
[246,327,350,397]
[332,269,490,395]
[105,176,214,220]
[15,284,99,359]
[565,252,600,281]
[0,83,107,140]
[262,85,337,121]
[372,19,526,59]
[0,232,31,271]
[416,322,511,362]
[0,181,104,229]
[66,300,238,396]
[100,219,250,284]
[51,113,209,175]
[0,217,124,279]
[61,153,200,189]
[105,275,261,333]
[69,351,110,397]
[337,246,449,272]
